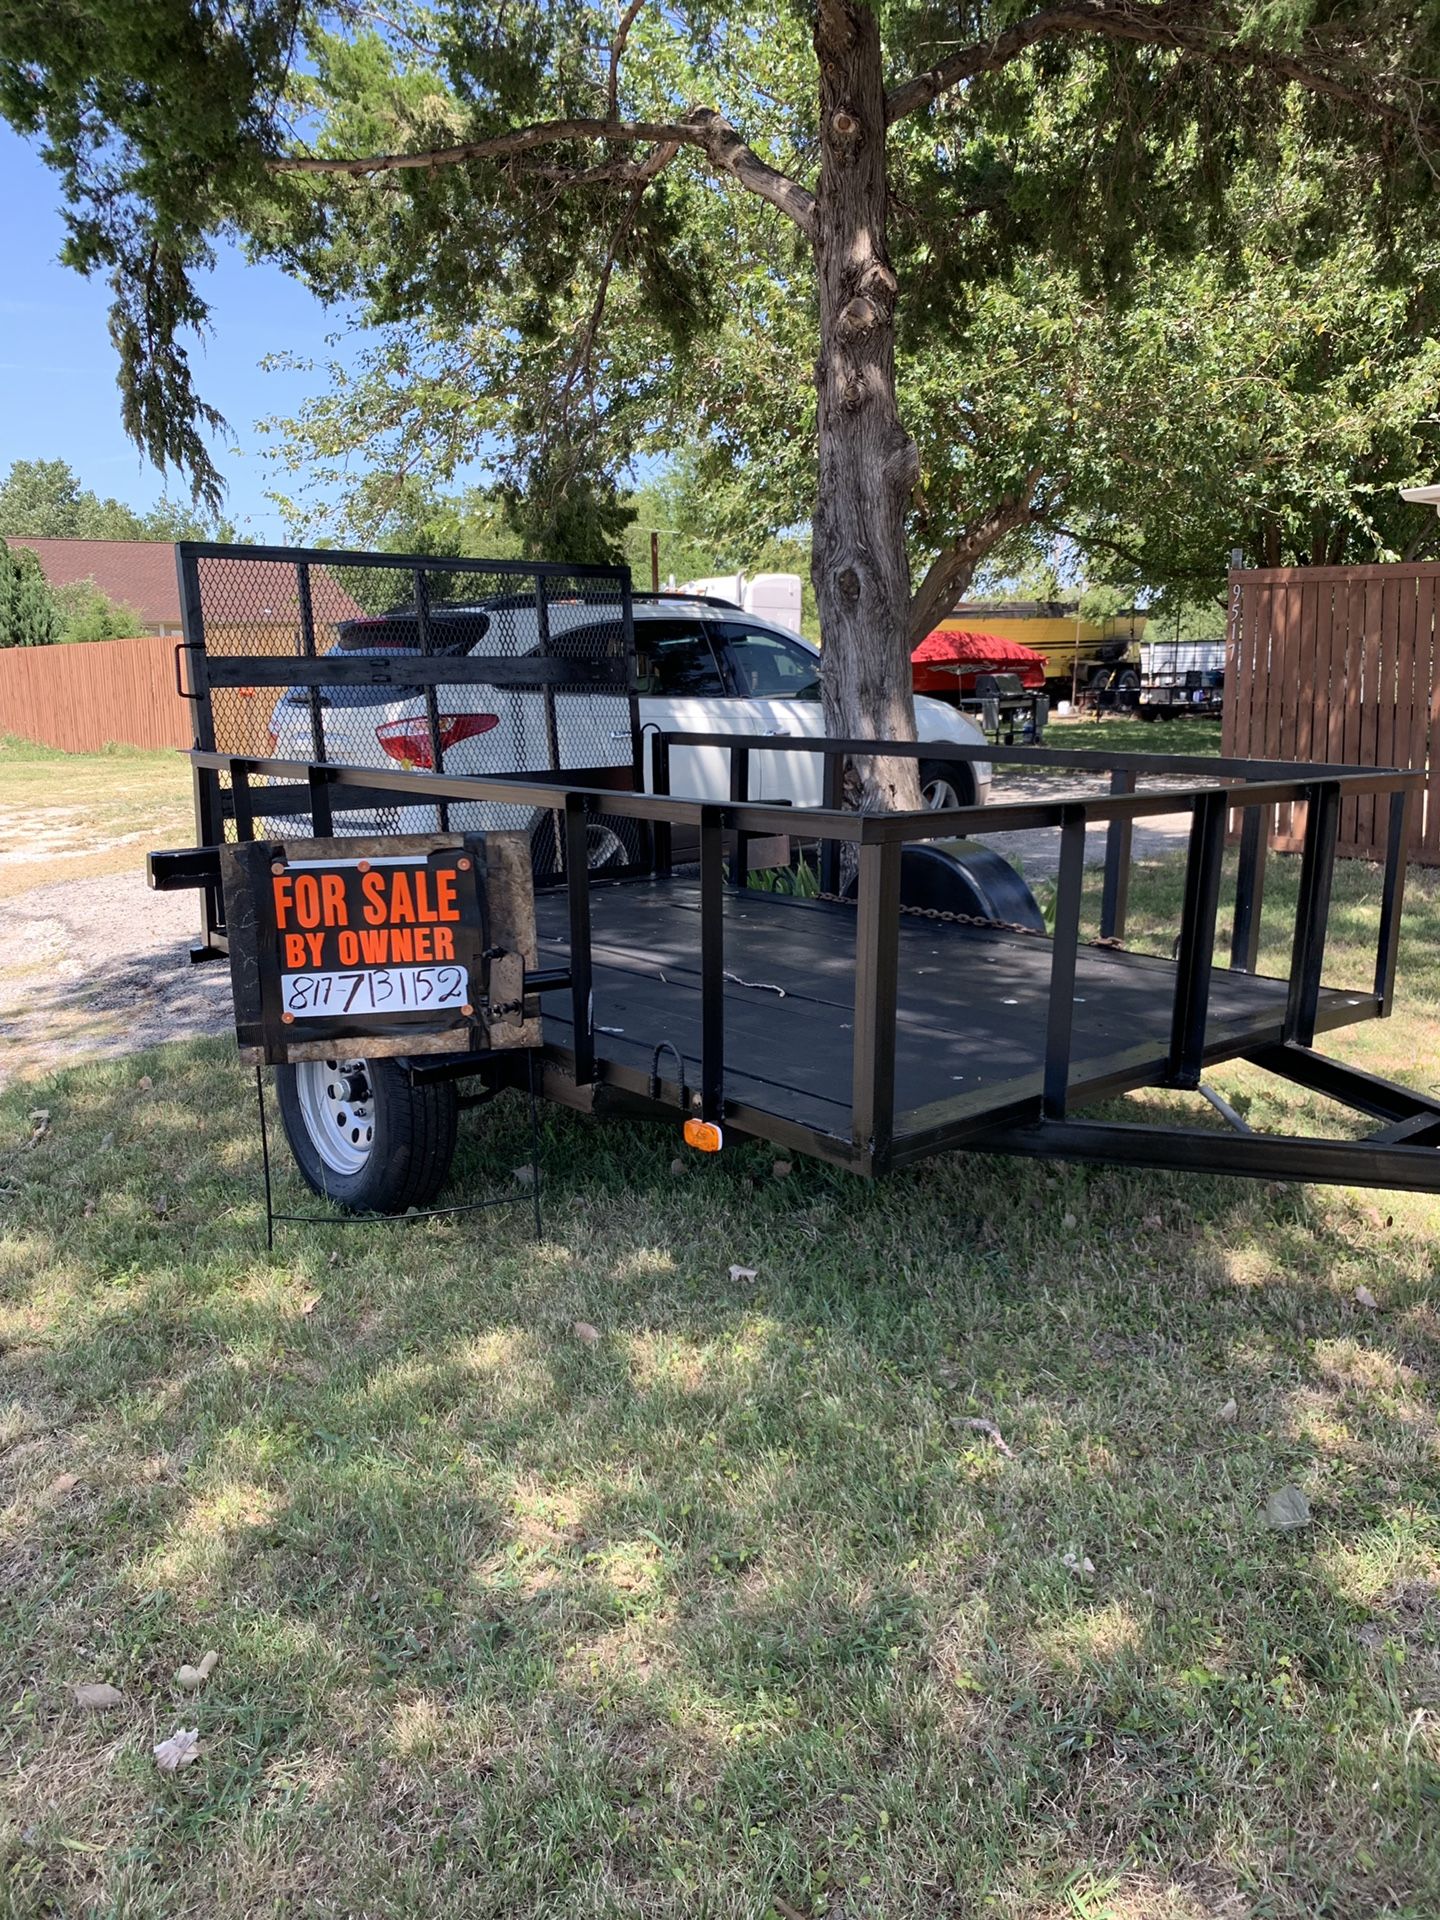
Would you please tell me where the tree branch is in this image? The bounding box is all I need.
[908,470,1043,644]
[554,177,648,422]
[1043,520,1148,569]
[529,139,681,188]
[270,109,818,237]
[886,2,1440,143]
[608,0,648,120]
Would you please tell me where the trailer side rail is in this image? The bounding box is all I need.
[167,741,1428,1186]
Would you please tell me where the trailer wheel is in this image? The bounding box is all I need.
[275,1057,459,1214]
[919,760,978,811]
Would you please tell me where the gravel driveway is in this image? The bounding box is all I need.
[0,868,230,1086]
[975,769,1197,877]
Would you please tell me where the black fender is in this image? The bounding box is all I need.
[844,838,1045,933]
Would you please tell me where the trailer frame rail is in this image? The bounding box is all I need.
[153,733,1440,1192]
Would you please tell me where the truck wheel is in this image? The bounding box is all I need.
[275,1057,459,1214]
[918,760,978,811]
[529,810,639,881]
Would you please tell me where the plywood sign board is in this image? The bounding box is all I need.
[219,832,540,1064]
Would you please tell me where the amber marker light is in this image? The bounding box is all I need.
[682,1118,724,1152]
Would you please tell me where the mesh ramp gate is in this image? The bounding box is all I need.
[175,542,640,909]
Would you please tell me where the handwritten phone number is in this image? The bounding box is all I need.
[281,965,469,1017]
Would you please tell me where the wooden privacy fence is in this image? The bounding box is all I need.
[0,631,192,754]
[1223,560,1440,865]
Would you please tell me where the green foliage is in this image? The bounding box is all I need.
[50,577,144,642]
[619,459,821,634]
[6,2,1440,591]
[0,458,236,542]
[0,543,61,647]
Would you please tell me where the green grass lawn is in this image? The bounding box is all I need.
[1045,714,1223,761]
[2,740,1439,1917]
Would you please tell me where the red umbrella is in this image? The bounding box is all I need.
[912,627,1046,695]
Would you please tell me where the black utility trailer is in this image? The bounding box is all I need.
[151,542,1440,1214]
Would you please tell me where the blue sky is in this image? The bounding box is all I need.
[0,122,360,540]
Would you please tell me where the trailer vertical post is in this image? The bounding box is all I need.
[1043,808,1086,1118]
[307,764,335,838]
[729,745,752,887]
[820,749,843,897]
[1230,800,1268,972]
[1099,767,1135,941]
[295,561,326,766]
[412,566,450,833]
[1374,785,1414,1013]
[1285,781,1340,1047]
[231,763,256,841]
[850,836,902,1164]
[650,730,673,878]
[175,545,225,956]
[699,806,726,1125]
[1168,790,1227,1086]
[565,794,595,1085]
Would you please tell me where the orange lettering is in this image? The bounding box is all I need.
[294,874,321,928]
[337,929,359,965]
[412,926,433,962]
[435,870,459,921]
[359,928,389,963]
[362,870,387,925]
[389,927,414,962]
[305,930,325,967]
[284,932,308,968]
[320,873,346,926]
[272,873,295,930]
[389,872,416,925]
[432,926,455,960]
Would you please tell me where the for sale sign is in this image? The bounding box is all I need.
[219,833,539,1064]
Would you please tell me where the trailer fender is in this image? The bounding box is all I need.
[844,839,1045,933]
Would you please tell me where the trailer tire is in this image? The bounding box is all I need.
[275,1058,459,1215]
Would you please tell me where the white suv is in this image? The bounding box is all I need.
[267,592,991,853]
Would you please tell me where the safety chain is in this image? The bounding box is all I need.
[816,889,1045,940]
[815,890,1126,950]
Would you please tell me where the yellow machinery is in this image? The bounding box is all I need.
[944,601,1145,697]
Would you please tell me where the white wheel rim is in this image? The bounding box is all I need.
[296,1058,375,1176]
[922,776,963,811]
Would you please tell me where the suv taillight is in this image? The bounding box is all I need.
[375,713,500,768]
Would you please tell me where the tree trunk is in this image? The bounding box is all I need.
[811,0,922,813]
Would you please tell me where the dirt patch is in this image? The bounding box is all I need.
[0,868,230,1086]
[977,768,1197,876]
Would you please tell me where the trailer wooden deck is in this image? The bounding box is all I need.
[533,878,1377,1149]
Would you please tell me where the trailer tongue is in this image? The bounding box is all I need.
[150,542,1440,1220]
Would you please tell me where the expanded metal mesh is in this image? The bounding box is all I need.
[182,545,638,879]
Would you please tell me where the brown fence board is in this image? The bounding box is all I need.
[0,632,193,755]
[1355,580,1383,853]
[1228,561,1438,866]
[1416,577,1438,858]
[1275,578,1306,851]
